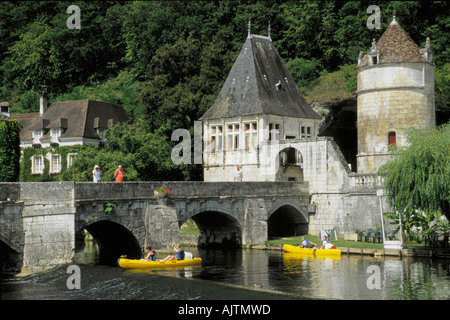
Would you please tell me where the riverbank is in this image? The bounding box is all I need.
[179,234,450,259]
[255,243,450,259]
[260,234,450,259]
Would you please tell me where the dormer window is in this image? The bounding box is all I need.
[33,130,43,139]
[51,128,61,138]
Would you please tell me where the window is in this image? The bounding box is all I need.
[51,154,61,173]
[33,130,43,141]
[301,126,312,139]
[227,124,240,150]
[388,132,396,146]
[32,155,44,174]
[210,125,223,152]
[269,123,280,141]
[244,122,257,149]
[51,128,61,138]
[67,153,77,168]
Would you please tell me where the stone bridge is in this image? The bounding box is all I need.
[0,181,310,274]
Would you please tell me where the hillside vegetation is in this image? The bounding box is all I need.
[1,1,448,181]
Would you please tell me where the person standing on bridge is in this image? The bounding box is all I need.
[114,165,124,182]
[234,165,243,182]
[92,165,101,183]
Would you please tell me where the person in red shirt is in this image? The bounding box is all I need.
[114,165,124,182]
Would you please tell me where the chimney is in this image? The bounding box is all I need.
[0,102,11,118]
[39,83,48,116]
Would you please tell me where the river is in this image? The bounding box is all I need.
[1,242,449,301]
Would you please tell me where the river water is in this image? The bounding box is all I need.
[1,243,449,301]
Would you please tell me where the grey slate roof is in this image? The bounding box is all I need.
[201,35,321,121]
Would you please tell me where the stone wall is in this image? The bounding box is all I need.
[356,63,435,174]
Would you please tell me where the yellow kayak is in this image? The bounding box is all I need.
[117,257,202,269]
[283,244,341,258]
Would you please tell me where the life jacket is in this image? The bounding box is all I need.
[176,249,185,260]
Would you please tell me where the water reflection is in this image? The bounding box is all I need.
[70,244,450,300]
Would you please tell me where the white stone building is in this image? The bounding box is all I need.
[201,26,322,182]
[200,18,436,238]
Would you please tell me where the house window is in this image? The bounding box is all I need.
[227,124,240,150]
[210,125,223,152]
[269,123,280,141]
[67,153,77,168]
[51,128,61,138]
[301,126,312,139]
[51,154,61,173]
[32,155,44,174]
[244,122,257,149]
[33,130,43,140]
[388,132,396,146]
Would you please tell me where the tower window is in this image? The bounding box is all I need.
[388,132,396,146]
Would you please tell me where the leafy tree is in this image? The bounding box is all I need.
[378,123,450,223]
[0,119,21,182]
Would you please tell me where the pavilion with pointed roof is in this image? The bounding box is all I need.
[201,22,321,182]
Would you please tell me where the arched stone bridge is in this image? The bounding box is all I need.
[0,181,310,274]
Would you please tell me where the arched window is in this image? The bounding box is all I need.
[388,132,396,146]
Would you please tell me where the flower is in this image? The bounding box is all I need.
[154,187,172,195]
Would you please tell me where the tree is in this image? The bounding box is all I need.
[0,119,21,182]
[378,123,450,223]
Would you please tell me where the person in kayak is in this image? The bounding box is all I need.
[321,236,337,249]
[140,247,156,261]
[298,236,317,248]
[162,244,185,261]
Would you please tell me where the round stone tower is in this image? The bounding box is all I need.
[356,17,435,174]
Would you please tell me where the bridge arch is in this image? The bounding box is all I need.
[180,205,243,249]
[76,219,141,265]
[0,240,22,274]
[268,201,309,239]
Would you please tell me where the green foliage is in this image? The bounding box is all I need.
[434,63,450,123]
[0,119,21,181]
[104,202,116,215]
[61,144,139,182]
[378,123,450,223]
[1,1,449,182]
[286,58,324,89]
[19,145,82,182]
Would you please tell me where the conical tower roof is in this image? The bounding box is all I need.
[359,17,429,67]
[200,34,320,120]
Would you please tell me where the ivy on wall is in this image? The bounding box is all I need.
[0,119,21,182]
[19,145,83,182]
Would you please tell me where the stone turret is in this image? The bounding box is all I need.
[356,16,435,174]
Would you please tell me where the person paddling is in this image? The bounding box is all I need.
[162,244,185,261]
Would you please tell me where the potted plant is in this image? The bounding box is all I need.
[154,187,172,198]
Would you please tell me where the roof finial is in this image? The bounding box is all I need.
[268,21,272,41]
[390,15,398,25]
[247,18,252,39]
